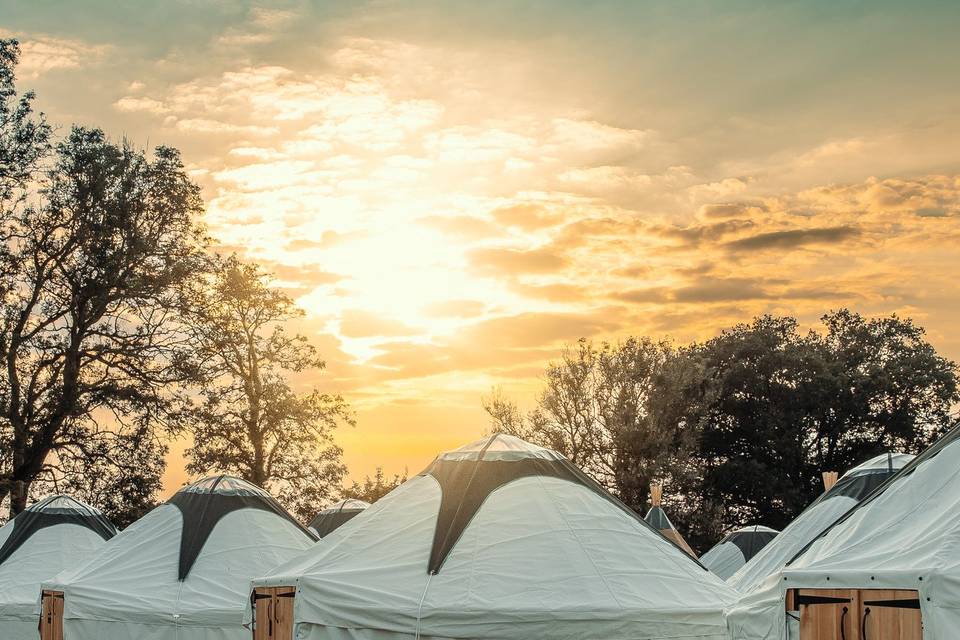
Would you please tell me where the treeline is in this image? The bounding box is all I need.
[0,40,351,525]
[485,312,959,551]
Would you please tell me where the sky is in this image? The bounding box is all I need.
[2,0,959,496]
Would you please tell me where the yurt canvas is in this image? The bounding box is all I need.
[699,525,778,580]
[0,495,116,640]
[727,451,913,593]
[726,425,960,640]
[308,499,369,538]
[644,482,697,558]
[250,434,737,640]
[45,475,316,640]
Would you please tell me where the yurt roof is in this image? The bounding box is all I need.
[727,450,913,592]
[700,525,778,580]
[252,434,736,639]
[727,424,960,639]
[0,495,115,631]
[47,476,316,631]
[308,499,370,538]
[0,495,115,567]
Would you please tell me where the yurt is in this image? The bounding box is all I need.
[727,424,960,640]
[249,434,737,640]
[727,451,913,593]
[43,475,316,640]
[699,525,778,580]
[308,499,369,538]
[0,495,116,640]
[644,482,697,557]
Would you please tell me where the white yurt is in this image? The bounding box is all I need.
[727,451,913,593]
[250,434,738,640]
[699,525,778,580]
[46,475,316,640]
[644,483,698,557]
[308,499,369,538]
[0,495,116,640]
[727,424,960,640]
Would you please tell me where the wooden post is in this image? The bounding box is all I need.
[822,471,839,492]
[650,482,663,506]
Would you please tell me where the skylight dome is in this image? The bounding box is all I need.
[177,475,270,497]
[437,433,563,461]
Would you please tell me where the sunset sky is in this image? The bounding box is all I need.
[3,1,959,495]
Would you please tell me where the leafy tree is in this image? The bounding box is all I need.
[0,122,206,518]
[341,467,408,504]
[488,311,958,551]
[691,311,958,534]
[483,337,698,512]
[182,256,353,520]
[0,39,50,212]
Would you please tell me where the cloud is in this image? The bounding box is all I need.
[468,246,569,275]
[419,215,500,240]
[698,202,768,220]
[0,30,110,77]
[491,203,563,230]
[724,226,861,252]
[340,310,422,338]
[422,300,487,318]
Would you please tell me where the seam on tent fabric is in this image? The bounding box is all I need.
[534,474,626,611]
[414,572,433,639]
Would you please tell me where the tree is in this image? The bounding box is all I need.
[488,310,958,552]
[0,39,50,213]
[483,337,698,512]
[182,256,353,520]
[0,122,206,518]
[691,312,958,533]
[341,467,408,504]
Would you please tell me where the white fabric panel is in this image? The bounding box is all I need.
[726,453,913,593]
[52,504,314,639]
[700,542,747,581]
[726,437,960,639]
[0,522,107,637]
[726,495,857,592]
[256,475,736,639]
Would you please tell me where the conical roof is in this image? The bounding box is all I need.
[727,425,960,639]
[48,475,316,636]
[644,483,698,558]
[700,525,778,580]
[308,499,370,538]
[253,434,737,639]
[0,496,115,636]
[727,451,913,592]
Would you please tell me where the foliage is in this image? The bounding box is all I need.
[483,337,698,513]
[181,256,353,521]
[341,467,408,504]
[0,119,207,517]
[486,311,959,552]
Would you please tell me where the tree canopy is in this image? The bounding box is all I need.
[485,311,958,551]
[181,256,352,520]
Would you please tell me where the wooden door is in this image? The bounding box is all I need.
[251,586,296,640]
[252,587,275,640]
[860,590,922,640]
[788,588,923,640]
[795,589,860,640]
[40,590,64,640]
[274,589,296,640]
